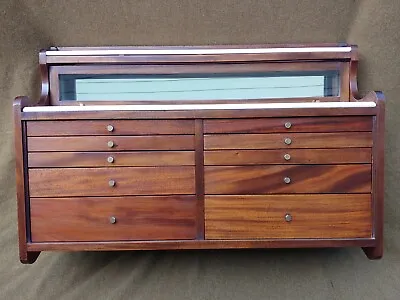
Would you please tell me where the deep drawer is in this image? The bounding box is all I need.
[30,196,197,242]
[29,167,195,197]
[205,195,372,239]
[205,165,372,194]
[26,120,195,136]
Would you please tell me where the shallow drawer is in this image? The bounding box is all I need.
[205,165,371,194]
[27,120,195,136]
[204,116,372,134]
[28,151,195,167]
[28,135,194,152]
[204,132,372,150]
[29,167,195,197]
[30,196,197,242]
[204,148,372,165]
[205,195,372,239]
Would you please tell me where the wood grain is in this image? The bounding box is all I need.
[204,148,372,165]
[205,195,372,239]
[30,196,197,242]
[28,135,194,152]
[204,132,372,150]
[29,167,195,197]
[204,116,372,133]
[28,151,195,167]
[205,165,372,194]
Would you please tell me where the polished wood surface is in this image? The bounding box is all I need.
[28,135,195,151]
[28,151,195,167]
[205,195,372,239]
[204,132,372,150]
[205,165,372,194]
[30,196,197,242]
[29,167,195,197]
[204,148,372,165]
[27,120,195,136]
[204,116,372,133]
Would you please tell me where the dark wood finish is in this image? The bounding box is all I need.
[195,120,205,239]
[39,50,50,105]
[29,167,195,197]
[27,120,195,136]
[205,165,372,194]
[204,132,372,150]
[205,195,372,239]
[204,148,372,165]
[28,151,195,167]
[30,196,197,242]
[204,116,372,133]
[27,135,195,152]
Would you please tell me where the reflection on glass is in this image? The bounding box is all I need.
[59,71,340,101]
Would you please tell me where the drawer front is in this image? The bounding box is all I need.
[205,195,372,239]
[27,120,195,136]
[28,151,195,167]
[204,116,373,134]
[204,132,372,150]
[29,167,195,197]
[28,135,194,152]
[30,196,197,242]
[205,165,372,194]
[204,148,372,165]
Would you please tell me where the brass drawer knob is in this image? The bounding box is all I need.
[284,213,292,222]
[284,153,291,161]
[108,179,116,187]
[107,156,115,163]
[284,122,292,129]
[107,124,114,132]
[284,138,292,145]
[109,216,117,224]
[283,177,291,184]
[107,141,115,148]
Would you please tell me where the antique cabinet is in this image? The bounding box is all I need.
[14,44,385,264]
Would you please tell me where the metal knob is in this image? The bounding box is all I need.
[107,124,114,132]
[283,177,291,184]
[107,141,115,148]
[109,216,117,224]
[284,213,292,222]
[284,153,291,161]
[107,156,115,163]
[284,138,292,145]
[284,122,292,129]
[108,179,116,187]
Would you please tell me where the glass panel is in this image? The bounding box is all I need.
[59,71,340,101]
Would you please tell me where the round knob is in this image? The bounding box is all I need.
[284,138,292,145]
[107,141,115,148]
[109,216,117,224]
[107,124,114,132]
[107,156,115,163]
[108,179,116,187]
[284,213,292,222]
[284,122,292,129]
[284,153,291,161]
[283,177,291,184]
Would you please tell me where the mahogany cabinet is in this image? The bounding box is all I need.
[14,44,385,263]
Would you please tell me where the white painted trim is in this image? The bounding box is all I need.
[45,47,352,56]
[23,102,376,112]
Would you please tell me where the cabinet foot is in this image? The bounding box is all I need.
[20,251,41,264]
[362,246,383,260]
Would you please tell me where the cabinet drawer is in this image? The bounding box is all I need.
[27,120,195,136]
[204,148,372,165]
[30,196,197,242]
[204,132,372,150]
[29,167,195,197]
[204,116,373,134]
[205,165,371,194]
[28,151,195,167]
[205,195,372,239]
[28,135,194,152]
